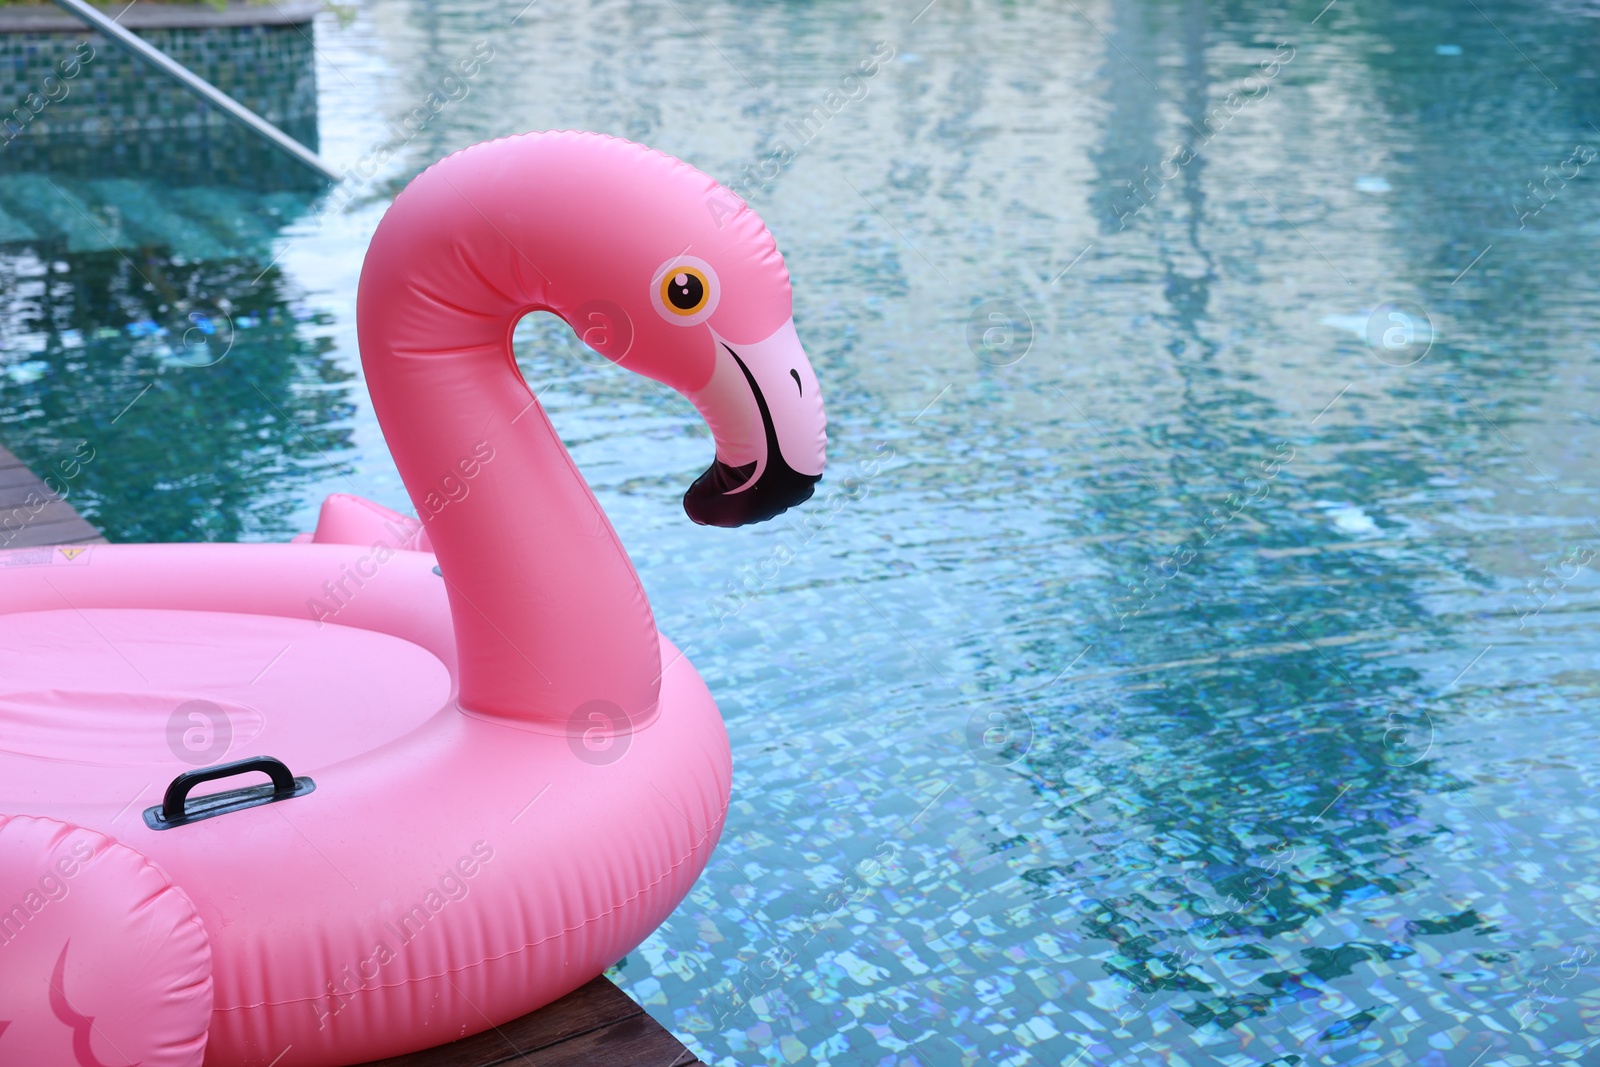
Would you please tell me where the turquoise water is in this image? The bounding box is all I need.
[4,1,1600,1063]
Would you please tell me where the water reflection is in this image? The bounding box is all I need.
[997,0,1600,1059]
[0,197,352,542]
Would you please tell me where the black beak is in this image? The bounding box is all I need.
[683,346,820,527]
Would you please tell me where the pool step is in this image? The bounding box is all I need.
[0,444,104,550]
[0,173,308,260]
[355,975,701,1067]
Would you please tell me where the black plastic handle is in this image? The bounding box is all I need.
[144,755,315,830]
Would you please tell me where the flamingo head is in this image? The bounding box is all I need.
[552,143,827,528]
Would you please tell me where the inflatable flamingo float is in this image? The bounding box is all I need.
[0,132,825,1066]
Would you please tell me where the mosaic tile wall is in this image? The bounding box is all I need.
[0,21,317,138]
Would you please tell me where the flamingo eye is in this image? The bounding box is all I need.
[650,256,720,325]
[663,269,707,314]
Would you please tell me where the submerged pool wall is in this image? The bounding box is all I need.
[0,1,321,188]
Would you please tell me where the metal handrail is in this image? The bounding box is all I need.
[48,0,340,182]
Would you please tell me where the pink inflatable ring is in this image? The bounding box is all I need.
[0,131,827,1066]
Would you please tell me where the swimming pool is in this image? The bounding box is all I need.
[3,0,1600,1063]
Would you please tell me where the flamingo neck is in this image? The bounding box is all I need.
[356,176,661,728]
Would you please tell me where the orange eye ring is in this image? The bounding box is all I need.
[649,256,720,326]
[659,267,710,316]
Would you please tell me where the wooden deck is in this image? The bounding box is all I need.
[0,444,103,549]
[357,976,702,1067]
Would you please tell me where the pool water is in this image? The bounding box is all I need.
[4,1,1600,1064]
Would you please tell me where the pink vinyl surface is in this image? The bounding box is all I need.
[0,815,212,1067]
[0,543,730,1065]
[0,608,449,789]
